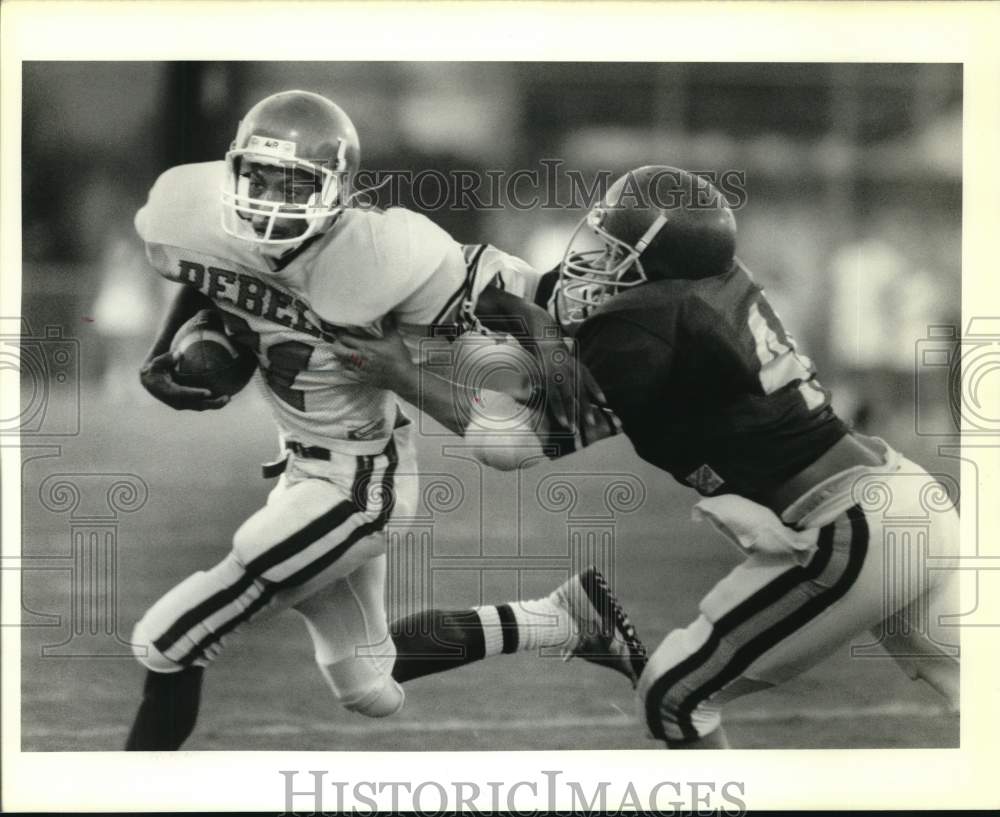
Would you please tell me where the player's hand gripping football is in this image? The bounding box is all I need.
[139,352,231,411]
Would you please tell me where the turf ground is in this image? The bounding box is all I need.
[19,384,959,751]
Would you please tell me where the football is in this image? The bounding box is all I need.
[169,309,258,397]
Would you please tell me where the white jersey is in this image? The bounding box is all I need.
[459,243,544,305]
[135,161,483,454]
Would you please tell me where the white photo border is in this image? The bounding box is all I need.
[2,0,998,812]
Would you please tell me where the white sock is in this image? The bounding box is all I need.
[473,605,505,657]
[510,598,574,652]
[474,598,574,655]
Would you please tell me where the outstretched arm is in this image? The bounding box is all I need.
[329,324,477,438]
[389,235,615,442]
[329,315,618,469]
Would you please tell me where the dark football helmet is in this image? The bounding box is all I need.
[558,165,737,325]
[221,90,361,246]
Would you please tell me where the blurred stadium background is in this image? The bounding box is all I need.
[19,62,961,750]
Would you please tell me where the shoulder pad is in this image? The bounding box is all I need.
[593,278,692,318]
[306,207,457,324]
[381,207,454,278]
[134,161,227,249]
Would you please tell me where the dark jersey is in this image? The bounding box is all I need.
[564,261,848,502]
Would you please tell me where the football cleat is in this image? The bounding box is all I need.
[549,567,648,687]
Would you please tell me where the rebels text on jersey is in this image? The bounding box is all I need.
[135,161,478,453]
[572,261,849,502]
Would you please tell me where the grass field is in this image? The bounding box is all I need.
[19,384,958,751]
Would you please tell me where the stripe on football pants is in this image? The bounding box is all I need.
[645,505,868,742]
[243,455,381,585]
[267,439,399,591]
[242,455,375,578]
[150,456,369,657]
[171,439,400,667]
[154,440,398,664]
[167,439,399,666]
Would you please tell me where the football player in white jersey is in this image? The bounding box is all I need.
[125,90,636,750]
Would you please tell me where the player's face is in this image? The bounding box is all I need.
[241,161,322,240]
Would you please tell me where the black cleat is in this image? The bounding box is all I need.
[548,567,648,686]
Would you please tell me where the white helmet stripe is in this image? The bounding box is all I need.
[635,213,669,252]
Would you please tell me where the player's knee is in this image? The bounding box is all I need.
[638,651,722,744]
[340,674,405,718]
[319,656,404,718]
[131,563,243,673]
[231,519,262,567]
[637,617,724,743]
[131,617,184,673]
[638,681,722,744]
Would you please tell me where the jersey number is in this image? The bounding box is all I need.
[747,299,825,410]
[221,313,313,411]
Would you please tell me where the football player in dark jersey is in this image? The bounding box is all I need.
[333,166,960,749]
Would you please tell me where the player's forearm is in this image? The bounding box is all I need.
[399,357,550,470]
[474,285,555,342]
[392,363,472,437]
[146,286,216,360]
